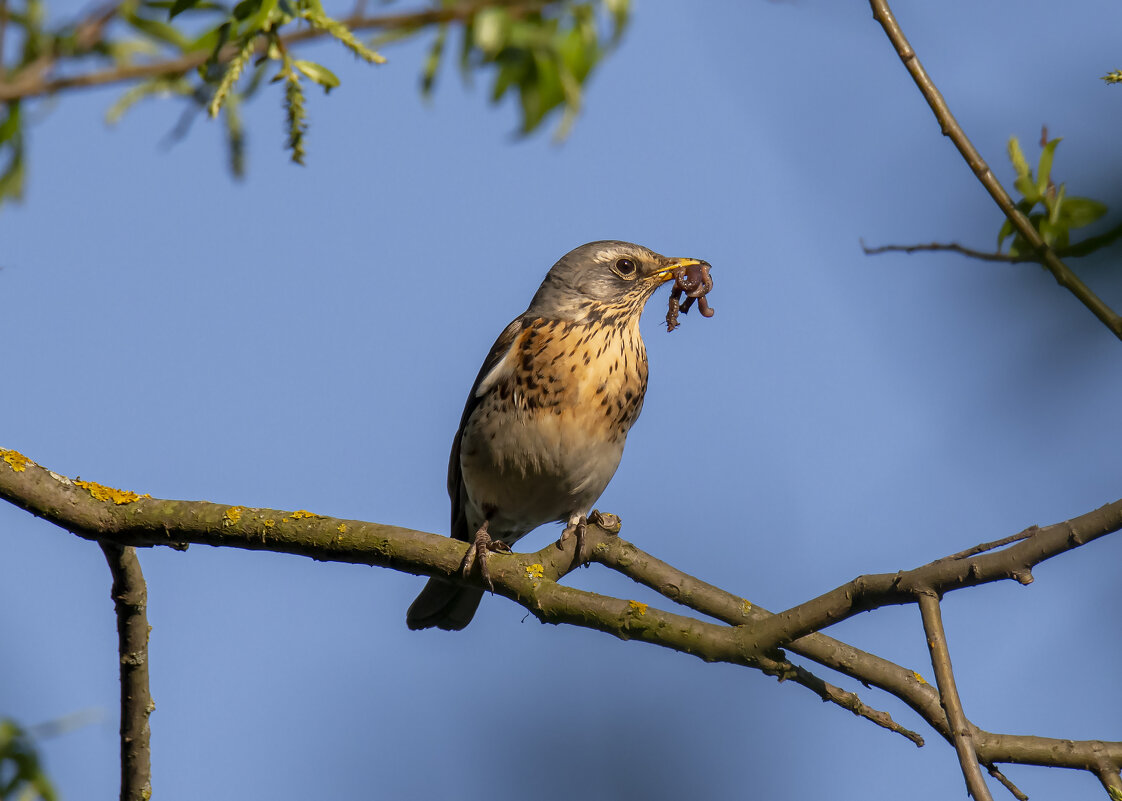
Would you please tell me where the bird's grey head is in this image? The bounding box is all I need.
[526,241,705,324]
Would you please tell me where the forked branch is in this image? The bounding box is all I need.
[867,0,1122,340]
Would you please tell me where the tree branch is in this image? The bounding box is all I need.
[868,0,1122,340]
[861,219,1122,265]
[588,513,1122,780]
[100,542,152,801]
[862,241,1039,263]
[0,0,547,103]
[2,447,1120,786]
[1098,767,1122,797]
[741,506,1122,655]
[917,593,993,801]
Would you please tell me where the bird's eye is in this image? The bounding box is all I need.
[615,258,636,276]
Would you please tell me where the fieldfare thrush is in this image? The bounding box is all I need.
[406,241,711,631]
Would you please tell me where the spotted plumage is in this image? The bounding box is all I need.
[406,241,708,631]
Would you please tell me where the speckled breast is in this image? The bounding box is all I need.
[458,315,650,536]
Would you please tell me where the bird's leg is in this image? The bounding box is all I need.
[460,521,510,592]
[559,512,589,564]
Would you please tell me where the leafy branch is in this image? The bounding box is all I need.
[867,0,1122,341]
[998,132,1107,256]
[0,0,631,201]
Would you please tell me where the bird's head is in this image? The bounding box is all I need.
[526,241,709,324]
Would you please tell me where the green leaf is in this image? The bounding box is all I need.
[105,77,192,124]
[126,12,191,51]
[0,719,57,801]
[0,148,24,204]
[520,49,564,134]
[490,52,527,102]
[224,95,246,178]
[241,0,279,35]
[150,0,226,11]
[188,22,224,53]
[0,102,21,145]
[1013,173,1039,204]
[293,59,339,92]
[558,23,598,84]
[997,217,1014,249]
[232,0,261,20]
[421,23,448,97]
[1047,182,1066,226]
[1059,196,1108,229]
[168,0,203,19]
[1035,137,1060,198]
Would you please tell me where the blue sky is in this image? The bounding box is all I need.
[3,1,1121,799]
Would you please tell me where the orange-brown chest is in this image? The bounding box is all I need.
[509,316,648,439]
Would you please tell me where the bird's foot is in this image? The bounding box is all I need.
[588,509,621,535]
[460,522,510,592]
[558,511,622,564]
[558,514,588,564]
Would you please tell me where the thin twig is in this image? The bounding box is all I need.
[984,763,1029,801]
[917,593,993,801]
[862,221,1122,265]
[935,528,1037,563]
[862,241,1038,263]
[782,660,924,746]
[0,0,547,102]
[868,0,1122,340]
[100,542,153,801]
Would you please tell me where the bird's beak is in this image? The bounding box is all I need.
[652,258,706,283]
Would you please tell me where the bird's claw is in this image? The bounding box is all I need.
[460,522,509,593]
[558,515,589,565]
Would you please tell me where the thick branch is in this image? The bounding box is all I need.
[917,593,993,801]
[0,0,546,102]
[100,542,152,801]
[3,449,1120,781]
[868,0,1122,340]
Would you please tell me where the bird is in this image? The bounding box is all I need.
[406,241,710,631]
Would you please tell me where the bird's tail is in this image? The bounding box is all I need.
[406,578,486,631]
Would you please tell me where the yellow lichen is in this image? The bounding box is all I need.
[912,671,927,685]
[73,479,145,505]
[263,519,276,528]
[287,509,318,520]
[337,523,347,534]
[525,563,544,579]
[628,600,648,616]
[742,599,753,614]
[224,506,244,525]
[0,448,31,473]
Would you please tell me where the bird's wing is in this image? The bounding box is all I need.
[447,315,527,542]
